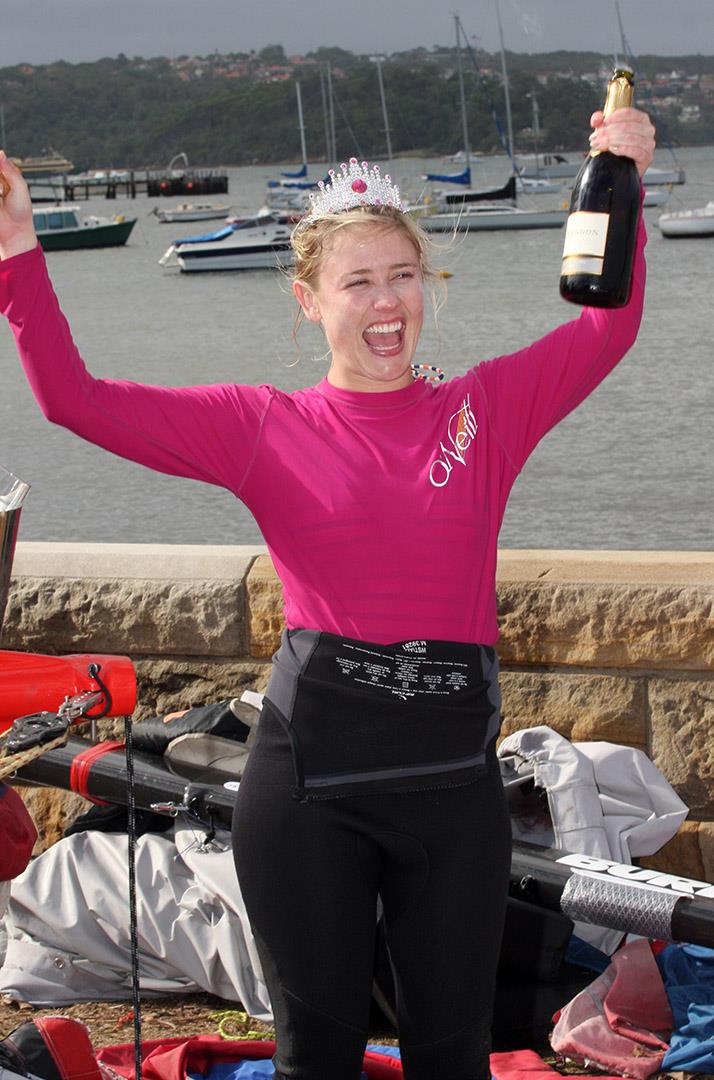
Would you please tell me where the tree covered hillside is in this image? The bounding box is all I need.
[1,48,712,169]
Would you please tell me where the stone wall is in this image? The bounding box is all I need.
[4,542,713,880]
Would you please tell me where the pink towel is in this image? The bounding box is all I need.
[550,939,673,1079]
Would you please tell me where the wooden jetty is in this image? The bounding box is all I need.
[28,167,229,202]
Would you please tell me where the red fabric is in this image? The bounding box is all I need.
[490,1049,623,1079]
[69,739,125,804]
[35,1017,103,1080]
[0,781,37,880]
[550,938,673,1079]
[97,1039,633,1080]
[603,945,672,1047]
[96,1035,405,1079]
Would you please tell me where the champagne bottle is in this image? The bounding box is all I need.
[559,69,641,308]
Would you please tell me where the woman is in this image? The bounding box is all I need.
[0,105,655,1080]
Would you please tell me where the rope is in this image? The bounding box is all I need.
[0,729,70,781]
[124,715,143,1080]
[211,1010,275,1041]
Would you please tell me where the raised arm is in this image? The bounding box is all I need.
[473,107,654,473]
[0,153,270,495]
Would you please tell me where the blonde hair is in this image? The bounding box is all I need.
[289,205,446,339]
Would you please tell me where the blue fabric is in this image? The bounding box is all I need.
[658,943,714,1073]
[367,1044,401,1058]
[565,933,611,974]
[188,1044,402,1079]
[188,1060,372,1079]
[173,224,236,245]
[423,166,472,185]
[280,163,308,178]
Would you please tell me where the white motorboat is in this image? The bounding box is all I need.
[515,174,563,195]
[413,202,567,233]
[644,165,686,186]
[518,153,582,181]
[153,203,232,223]
[158,211,295,271]
[657,202,714,238]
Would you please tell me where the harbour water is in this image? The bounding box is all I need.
[0,146,712,550]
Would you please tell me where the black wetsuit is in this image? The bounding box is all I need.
[232,630,512,1080]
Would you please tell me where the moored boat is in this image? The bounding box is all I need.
[153,202,232,223]
[644,164,686,186]
[518,153,582,181]
[657,201,714,238]
[32,205,136,251]
[12,150,74,176]
[159,210,295,271]
[643,187,671,208]
[412,201,567,233]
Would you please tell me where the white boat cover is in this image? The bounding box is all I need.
[0,824,271,1017]
[498,726,689,953]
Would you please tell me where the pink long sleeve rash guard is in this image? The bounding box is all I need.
[0,221,646,645]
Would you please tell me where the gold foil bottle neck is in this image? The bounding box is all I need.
[590,68,634,155]
[603,69,635,117]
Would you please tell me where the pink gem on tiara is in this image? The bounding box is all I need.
[351,178,367,193]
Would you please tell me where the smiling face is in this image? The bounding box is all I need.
[293,221,425,393]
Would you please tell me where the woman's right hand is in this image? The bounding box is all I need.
[0,151,37,260]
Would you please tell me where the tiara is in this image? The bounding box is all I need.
[304,158,404,222]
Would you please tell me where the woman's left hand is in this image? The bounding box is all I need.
[589,106,656,178]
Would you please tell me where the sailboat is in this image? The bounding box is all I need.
[414,12,567,233]
[515,93,568,192]
[265,82,319,211]
[612,0,685,187]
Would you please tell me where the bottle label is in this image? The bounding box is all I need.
[562,255,604,276]
[562,211,609,259]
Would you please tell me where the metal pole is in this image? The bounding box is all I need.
[455,17,471,172]
[494,0,515,168]
[531,90,540,167]
[327,63,337,163]
[374,56,393,165]
[295,81,308,168]
[319,65,331,163]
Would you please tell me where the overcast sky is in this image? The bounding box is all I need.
[1,0,713,67]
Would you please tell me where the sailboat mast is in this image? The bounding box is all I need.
[494,0,515,169]
[614,0,634,69]
[327,63,337,162]
[530,91,541,167]
[373,55,393,165]
[455,16,471,172]
[295,81,308,168]
[319,66,331,162]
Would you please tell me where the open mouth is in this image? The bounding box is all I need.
[362,320,405,356]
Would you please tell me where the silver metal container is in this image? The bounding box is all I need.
[0,466,30,641]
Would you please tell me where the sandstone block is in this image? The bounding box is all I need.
[246,555,285,658]
[636,819,714,884]
[499,671,646,747]
[5,542,263,657]
[132,658,271,719]
[5,577,247,657]
[497,582,712,670]
[14,783,91,853]
[649,678,714,816]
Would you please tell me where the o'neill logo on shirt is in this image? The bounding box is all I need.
[429,394,478,488]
